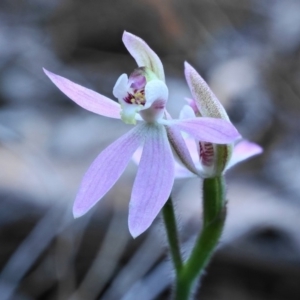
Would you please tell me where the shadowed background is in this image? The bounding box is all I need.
[1,0,300,299]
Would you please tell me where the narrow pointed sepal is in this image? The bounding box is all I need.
[122,31,165,82]
[226,140,263,170]
[128,124,174,238]
[166,125,199,175]
[73,124,146,218]
[166,117,241,144]
[44,69,121,119]
[184,62,229,120]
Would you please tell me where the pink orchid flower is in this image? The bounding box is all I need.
[156,137,262,179]
[180,62,263,178]
[44,32,241,237]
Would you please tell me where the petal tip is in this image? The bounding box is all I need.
[129,230,138,239]
[128,225,144,239]
[184,61,190,68]
[72,207,85,219]
[184,61,193,72]
[254,143,264,153]
[43,68,57,81]
[72,197,91,219]
[246,141,264,155]
[128,205,155,240]
[43,67,51,76]
[122,31,134,43]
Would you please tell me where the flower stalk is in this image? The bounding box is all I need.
[162,176,226,300]
[162,197,183,274]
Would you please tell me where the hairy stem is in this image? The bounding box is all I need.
[175,176,226,300]
[162,197,183,274]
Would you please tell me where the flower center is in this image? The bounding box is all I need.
[123,89,146,106]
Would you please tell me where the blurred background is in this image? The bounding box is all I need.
[1,0,300,299]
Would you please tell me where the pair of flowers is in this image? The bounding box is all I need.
[44,32,262,238]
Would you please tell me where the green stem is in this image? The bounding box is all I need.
[162,197,183,274]
[175,176,227,300]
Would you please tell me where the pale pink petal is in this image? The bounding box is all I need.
[184,137,201,165]
[113,73,129,99]
[226,140,263,170]
[166,126,199,175]
[44,68,121,119]
[132,143,198,179]
[144,80,168,109]
[166,118,241,144]
[172,137,204,178]
[122,31,165,82]
[73,124,146,218]
[128,125,174,238]
[179,104,196,120]
[139,80,168,122]
[185,98,200,115]
[184,62,229,120]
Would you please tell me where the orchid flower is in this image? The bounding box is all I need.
[132,122,262,178]
[179,62,263,178]
[44,32,241,237]
[158,138,263,178]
